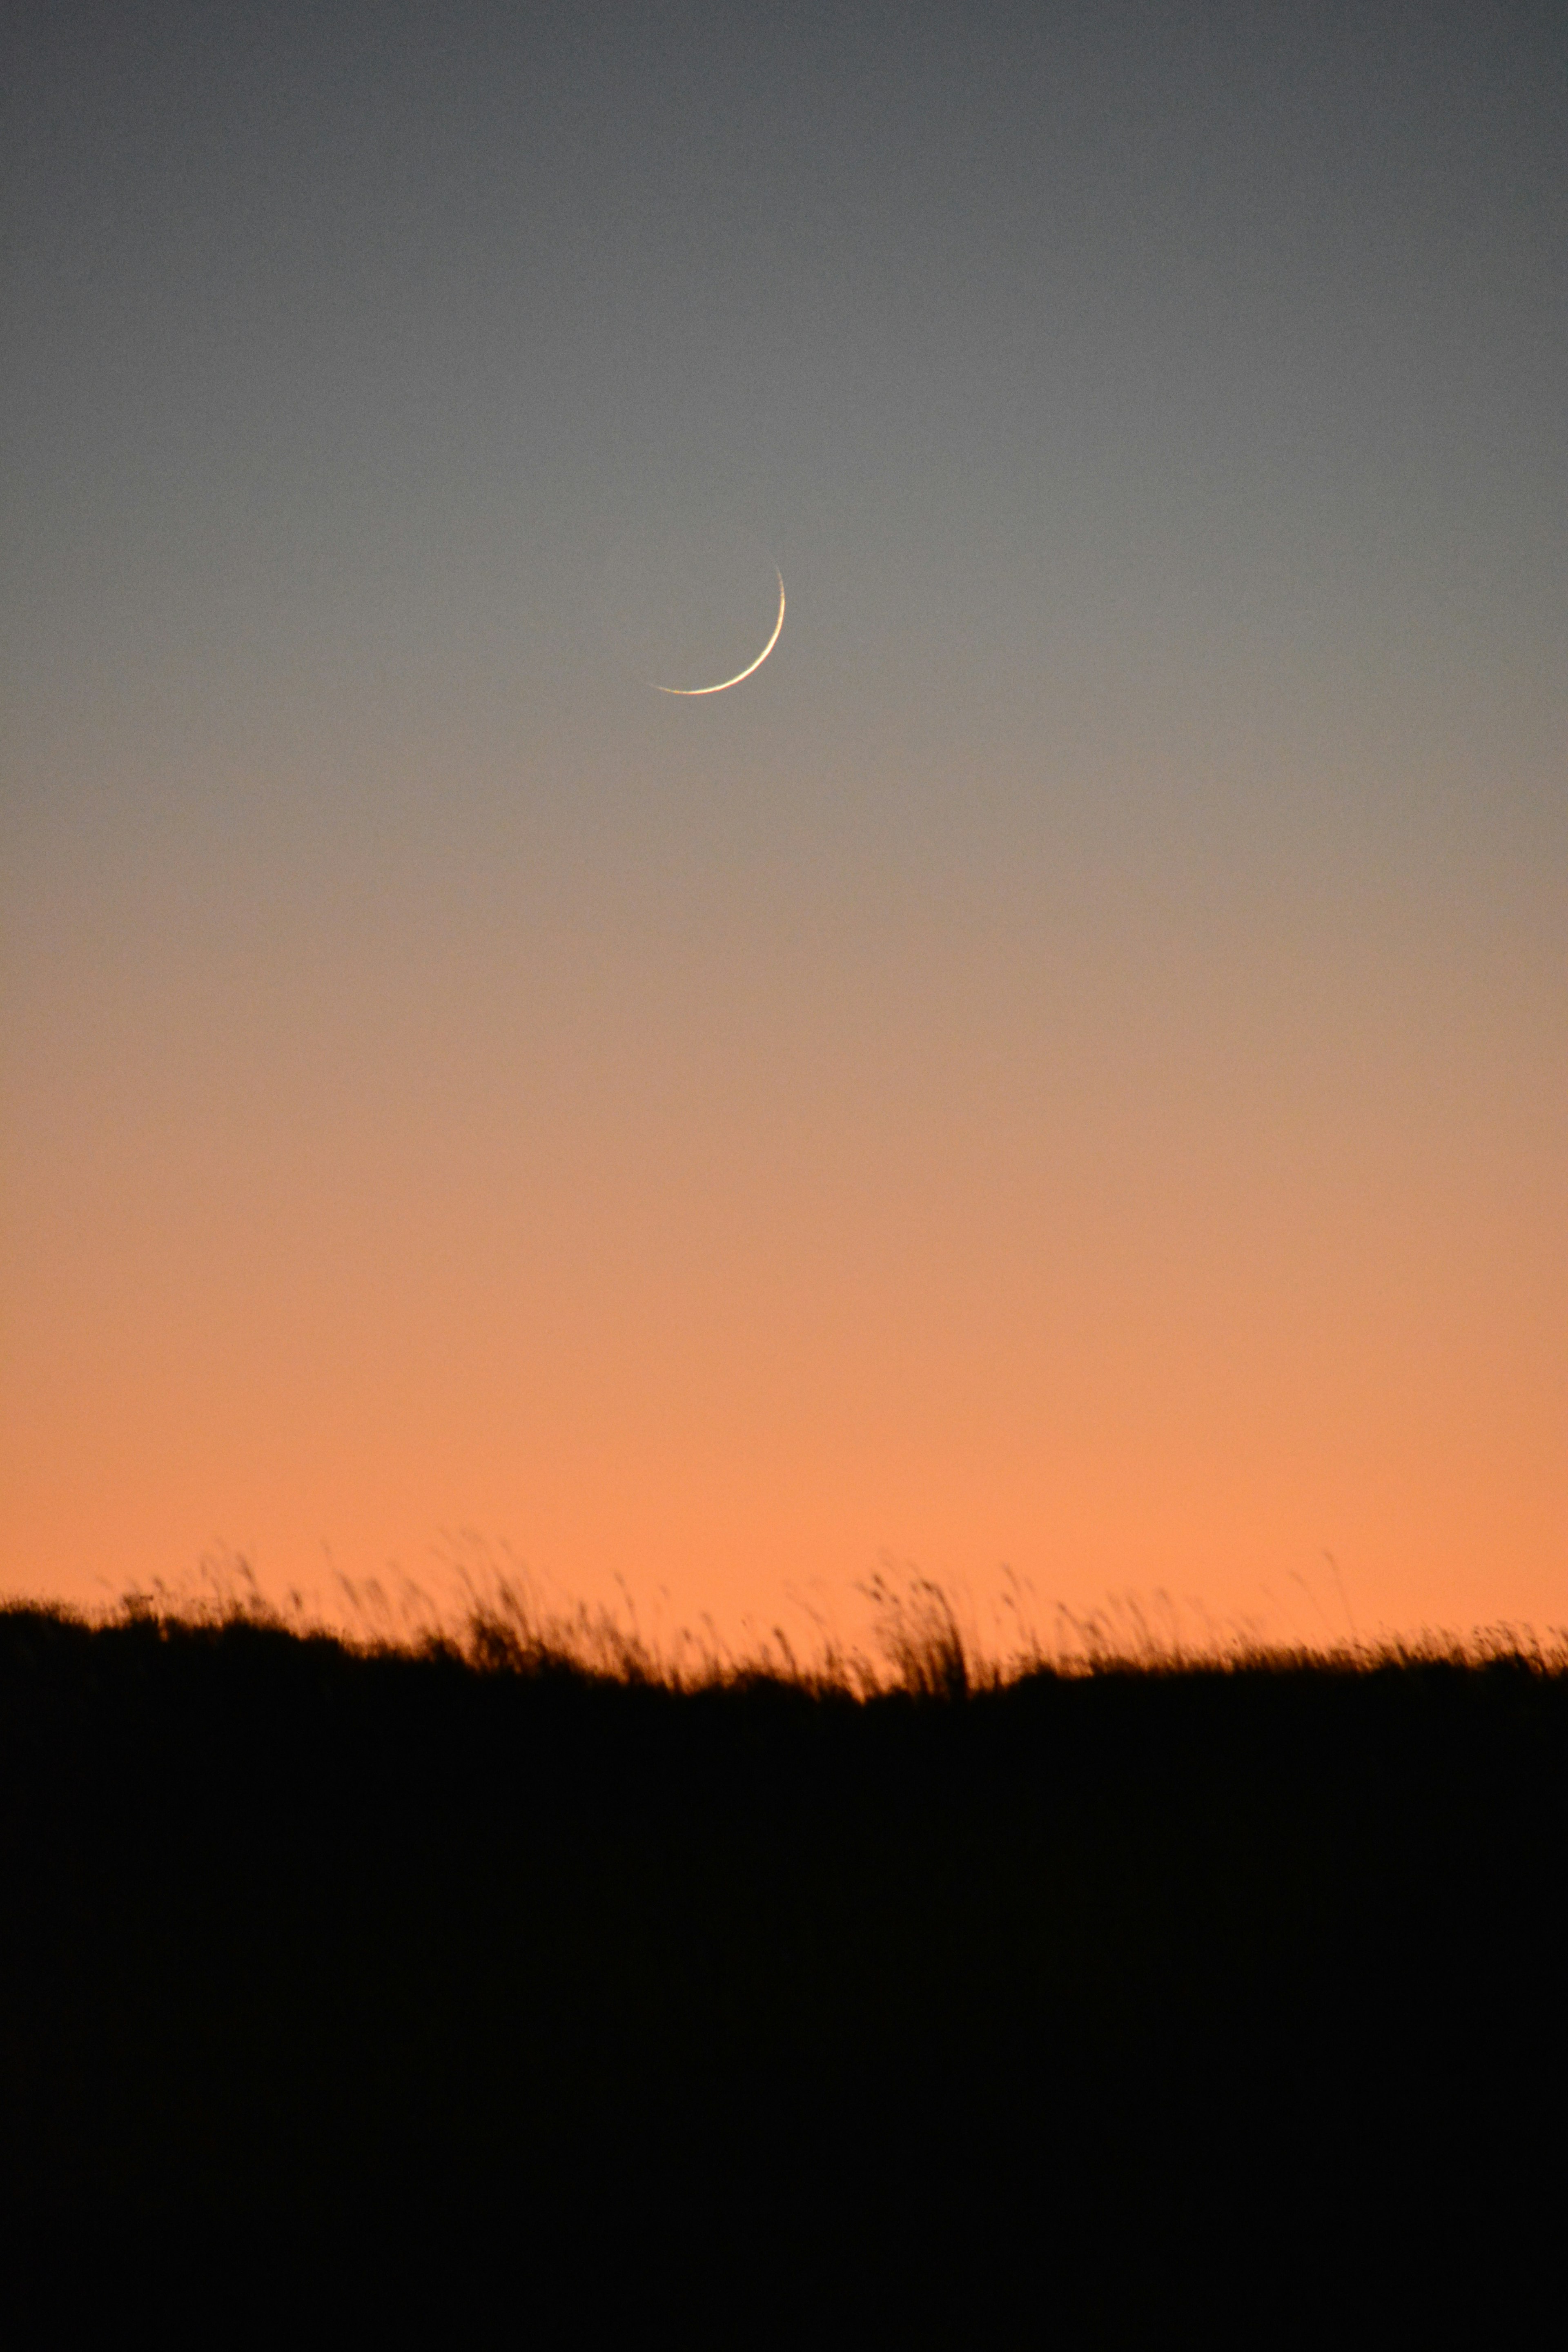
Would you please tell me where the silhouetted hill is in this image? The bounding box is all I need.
[2,1603,1563,2330]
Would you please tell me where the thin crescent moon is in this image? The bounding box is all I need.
[650,570,785,695]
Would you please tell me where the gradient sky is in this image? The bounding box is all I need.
[4,0,1564,1652]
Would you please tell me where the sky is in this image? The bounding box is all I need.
[3,0,1564,1654]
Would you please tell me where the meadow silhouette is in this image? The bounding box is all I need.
[3,1573,1564,2328]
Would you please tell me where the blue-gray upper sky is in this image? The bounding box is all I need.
[8,1,1563,844]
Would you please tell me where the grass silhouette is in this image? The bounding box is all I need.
[2,1576,1565,2329]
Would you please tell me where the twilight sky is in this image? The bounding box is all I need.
[4,0,1564,1650]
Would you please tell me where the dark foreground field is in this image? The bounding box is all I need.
[2,1598,1564,2332]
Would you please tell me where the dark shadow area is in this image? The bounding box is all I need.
[2,1596,1564,2330]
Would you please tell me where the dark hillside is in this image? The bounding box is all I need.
[2,1606,1564,2328]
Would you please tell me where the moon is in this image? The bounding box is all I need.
[650,570,785,696]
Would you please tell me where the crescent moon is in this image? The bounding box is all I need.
[650,570,785,695]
